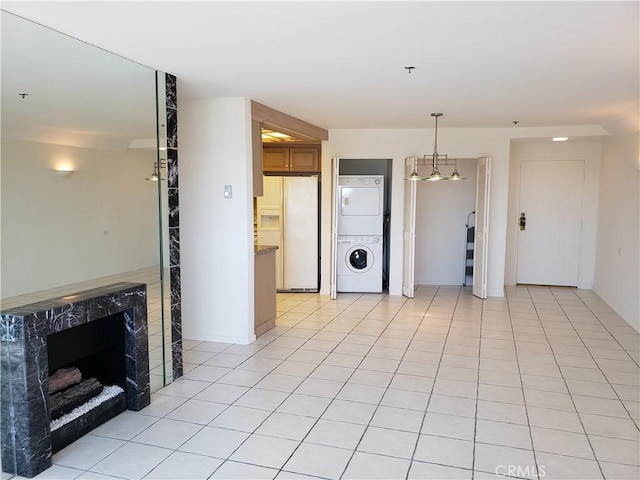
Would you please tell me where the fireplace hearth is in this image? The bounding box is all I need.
[1,282,150,478]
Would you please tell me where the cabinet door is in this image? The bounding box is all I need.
[290,147,319,172]
[263,147,290,172]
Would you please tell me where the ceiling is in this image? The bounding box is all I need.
[2,1,639,134]
[1,10,157,150]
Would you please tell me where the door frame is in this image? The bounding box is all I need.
[330,157,340,299]
[402,157,417,298]
[473,157,490,299]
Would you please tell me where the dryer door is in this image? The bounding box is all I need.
[338,176,384,235]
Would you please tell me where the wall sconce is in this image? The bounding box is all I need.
[54,167,74,177]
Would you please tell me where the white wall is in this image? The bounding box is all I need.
[320,125,608,298]
[179,97,255,344]
[505,140,603,289]
[593,132,639,331]
[0,138,159,298]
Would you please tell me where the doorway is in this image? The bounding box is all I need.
[516,160,584,286]
[402,157,489,298]
[337,159,392,291]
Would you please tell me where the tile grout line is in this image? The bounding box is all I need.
[219,293,367,478]
[149,293,340,479]
[509,287,549,480]
[226,291,400,479]
[335,293,416,479]
[528,287,604,479]
[281,293,388,479]
[548,289,640,427]
[571,290,640,369]
[470,287,484,480]
[402,286,465,479]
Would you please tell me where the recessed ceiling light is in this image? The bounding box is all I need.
[552,137,569,142]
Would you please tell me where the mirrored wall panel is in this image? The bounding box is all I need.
[1,11,172,477]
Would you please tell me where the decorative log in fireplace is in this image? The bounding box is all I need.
[49,376,104,419]
[1,282,150,478]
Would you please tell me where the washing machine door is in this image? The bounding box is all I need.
[346,245,373,273]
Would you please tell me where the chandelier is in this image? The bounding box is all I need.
[406,113,466,181]
[145,160,166,181]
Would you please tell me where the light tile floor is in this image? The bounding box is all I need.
[14,286,640,479]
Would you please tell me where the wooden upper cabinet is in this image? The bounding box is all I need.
[290,148,319,172]
[263,145,320,173]
[263,147,290,172]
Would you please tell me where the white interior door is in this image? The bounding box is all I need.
[473,157,490,299]
[330,157,340,299]
[402,158,417,298]
[516,160,583,286]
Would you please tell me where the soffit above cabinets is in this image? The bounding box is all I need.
[252,100,327,144]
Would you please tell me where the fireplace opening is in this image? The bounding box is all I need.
[47,311,129,453]
[48,312,126,388]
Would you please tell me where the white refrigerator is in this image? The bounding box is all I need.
[256,175,318,291]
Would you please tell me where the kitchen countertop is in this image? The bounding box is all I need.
[254,244,279,256]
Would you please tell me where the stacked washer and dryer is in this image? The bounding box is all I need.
[337,175,385,293]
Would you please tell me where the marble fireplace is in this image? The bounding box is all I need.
[0,282,150,478]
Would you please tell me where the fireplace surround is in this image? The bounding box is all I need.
[1,282,150,478]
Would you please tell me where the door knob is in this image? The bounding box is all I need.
[519,212,526,231]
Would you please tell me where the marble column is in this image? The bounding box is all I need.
[165,73,183,379]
